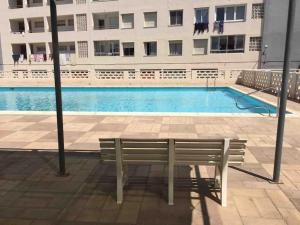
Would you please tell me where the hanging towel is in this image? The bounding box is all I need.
[19,54,24,63]
[219,20,224,33]
[12,54,20,65]
[70,54,76,65]
[59,53,67,65]
[213,21,220,32]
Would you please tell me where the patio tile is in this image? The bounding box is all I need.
[0,122,35,131]
[0,131,49,143]
[241,217,286,225]
[64,123,96,132]
[233,196,260,217]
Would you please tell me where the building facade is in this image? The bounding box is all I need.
[261,0,300,69]
[0,0,264,74]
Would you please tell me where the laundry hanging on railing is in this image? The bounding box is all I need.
[12,54,20,65]
[213,21,224,34]
[193,22,209,34]
[30,54,46,62]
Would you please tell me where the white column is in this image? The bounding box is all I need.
[24,18,29,33]
[74,14,77,31]
[44,17,49,32]
[23,0,28,7]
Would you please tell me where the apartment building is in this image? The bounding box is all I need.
[0,0,265,73]
[261,0,300,69]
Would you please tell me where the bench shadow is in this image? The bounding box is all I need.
[0,149,226,225]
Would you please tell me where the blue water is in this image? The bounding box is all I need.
[0,87,277,113]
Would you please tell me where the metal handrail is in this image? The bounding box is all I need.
[234,86,279,116]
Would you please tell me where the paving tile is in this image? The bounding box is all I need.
[64,123,96,132]
[266,190,296,209]
[0,131,49,143]
[252,197,281,219]
[233,196,260,217]
[241,217,286,225]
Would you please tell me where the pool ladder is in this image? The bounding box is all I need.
[206,78,217,88]
[234,86,281,117]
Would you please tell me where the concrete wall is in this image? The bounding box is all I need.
[0,0,264,71]
[261,0,300,69]
[0,34,3,71]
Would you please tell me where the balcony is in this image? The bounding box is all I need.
[93,12,119,30]
[47,0,73,5]
[28,18,45,33]
[27,0,43,7]
[94,40,120,56]
[47,15,74,32]
[29,43,47,62]
[8,0,23,9]
[12,44,28,63]
[10,19,25,34]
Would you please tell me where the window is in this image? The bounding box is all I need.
[211,35,245,53]
[97,20,105,29]
[123,42,134,56]
[249,37,262,51]
[76,14,87,31]
[216,5,246,21]
[70,45,76,52]
[36,46,46,53]
[169,41,182,56]
[34,21,44,28]
[78,41,88,58]
[195,8,209,23]
[57,20,66,26]
[121,14,134,29]
[193,39,208,55]
[94,40,120,56]
[144,42,157,56]
[59,46,68,53]
[170,10,183,26]
[144,12,157,28]
[68,19,74,26]
[252,3,264,19]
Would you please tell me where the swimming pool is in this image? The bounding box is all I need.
[0,87,277,114]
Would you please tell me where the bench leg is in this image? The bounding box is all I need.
[168,139,175,205]
[214,165,221,189]
[220,163,228,207]
[116,138,123,204]
[221,138,230,207]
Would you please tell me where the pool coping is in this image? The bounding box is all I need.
[0,86,298,118]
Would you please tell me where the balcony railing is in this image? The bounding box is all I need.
[94,24,119,30]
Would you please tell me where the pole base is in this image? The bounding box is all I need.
[268,180,284,184]
[56,172,70,177]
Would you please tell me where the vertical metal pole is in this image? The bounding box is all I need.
[50,0,67,176]
[273,0,296,183]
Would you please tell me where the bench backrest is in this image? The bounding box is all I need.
[100,138,246,165]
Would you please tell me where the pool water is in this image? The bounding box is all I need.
[0,87,277,113]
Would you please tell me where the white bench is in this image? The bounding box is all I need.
[99,138,246,207]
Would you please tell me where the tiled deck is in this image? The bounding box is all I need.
[0,85,300,225]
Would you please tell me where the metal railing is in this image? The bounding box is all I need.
[234,86,280,116]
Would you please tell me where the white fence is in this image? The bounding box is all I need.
[0,69,242,86]
[238,70,300,102]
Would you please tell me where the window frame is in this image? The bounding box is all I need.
[144,41,157,56]
[169,10,183,26]
[194,7,209,23]
[122,42,135,57]
[144,12,157,28]
[215,5,246,22]
[169,40,183,56]
[193,39,208,55]
[94,40,120,56]
[121,13,134,29]
[210,35,245,53]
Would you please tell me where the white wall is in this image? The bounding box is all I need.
[0,0,264,71]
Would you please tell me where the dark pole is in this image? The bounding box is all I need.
[50,0,67,176]
[273,0,296,182]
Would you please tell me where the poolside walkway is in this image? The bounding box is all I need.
[0,85,300,224]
